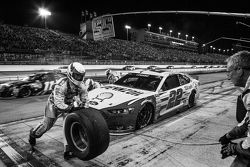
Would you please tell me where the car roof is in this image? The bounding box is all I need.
[31,71,55,76]
[130,69,183,77]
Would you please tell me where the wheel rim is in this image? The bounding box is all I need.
[20,88,31,97]
[137,105,153,129]
[70,122,88,152]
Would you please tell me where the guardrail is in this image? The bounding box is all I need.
[0,67,226,84]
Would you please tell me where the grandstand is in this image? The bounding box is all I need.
[131,29,198,52]
[0,23,228,65]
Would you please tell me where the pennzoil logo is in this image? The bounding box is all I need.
[104,85,143,96]
[93,92,113,102]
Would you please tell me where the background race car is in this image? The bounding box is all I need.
[0,72,66,98]
[122,65,136,71]
[88,69,200,133]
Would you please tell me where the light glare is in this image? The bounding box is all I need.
[39,8,51,17]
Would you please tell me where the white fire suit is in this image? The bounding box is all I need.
[30,77,100,150]
[107,72,121,84]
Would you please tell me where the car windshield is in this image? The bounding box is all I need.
[21,74,40,81]
[115,73,162,91]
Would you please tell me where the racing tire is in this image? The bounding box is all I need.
[64,108,110,161]
[188,91,196,108]
[18,87,31,98]
[135,104,154,130]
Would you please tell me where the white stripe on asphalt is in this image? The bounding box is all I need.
[0,133,32,167]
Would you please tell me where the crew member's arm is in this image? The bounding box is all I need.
[53,83,72,111]
[223,93,250,140]
[240,93,250,150]
[85,78,101,91]
[79,84,89,108]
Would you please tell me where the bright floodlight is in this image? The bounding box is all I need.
[39,8,51,17]
[125,25,131,29]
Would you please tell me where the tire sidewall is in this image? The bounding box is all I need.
[136,103,153,130]
[64,111,93,158]
[188,91,196,108]
[64,108,110,161]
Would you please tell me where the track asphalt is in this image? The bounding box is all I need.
[0,80,241,167]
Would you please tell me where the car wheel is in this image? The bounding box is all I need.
[188,91,196,108]
[18,87,31,98]
[64,108,110,161]
[136,104,154,130]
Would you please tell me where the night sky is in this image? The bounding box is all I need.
[1,0,250,50]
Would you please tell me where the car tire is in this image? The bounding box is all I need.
[188,91,196,108]
[135,104,154,130]
[64,108,110,161]
[18,87,31,98]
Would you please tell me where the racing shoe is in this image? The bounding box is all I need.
[63,151,75,160]
[64,145,75,160]
[28,128,36,147]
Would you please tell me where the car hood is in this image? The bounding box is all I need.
[88,84,155,109]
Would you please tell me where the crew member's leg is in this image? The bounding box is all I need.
[29,116,56,146]
[29,100,57,146]
[62,113,75,160]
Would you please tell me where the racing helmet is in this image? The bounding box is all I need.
[67,62,86,87]
[105,69,111,76]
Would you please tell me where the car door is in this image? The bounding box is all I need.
[157,74,183,116]
[177,74,193,105]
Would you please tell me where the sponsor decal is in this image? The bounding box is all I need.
[184,85,192,90]
[89,101,98,105]
[104,85,143,96]
[93,92,113,102]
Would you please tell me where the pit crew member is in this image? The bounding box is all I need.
[28,62,100,160]
[219,50,250,167]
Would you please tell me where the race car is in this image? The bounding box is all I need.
[122,65,136,71]
[147,65,159,70]
[54,65,68,73]
[88,69,200,133]
[0,72,66,98]
[166,65,174,69]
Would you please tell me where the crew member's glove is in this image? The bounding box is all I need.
[219,134,231,145]
[65,103,74,113]
[220,142,237,159]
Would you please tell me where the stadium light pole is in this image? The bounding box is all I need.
[125,25,131,41]
[192,36,194,41]
[147,24,151,31]
[178,32,181,38]
[169,30,172,36]
[159,27,162,34]
[39,8,51,29]
[185,34,188,41]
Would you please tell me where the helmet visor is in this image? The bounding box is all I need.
[72,71,85,81]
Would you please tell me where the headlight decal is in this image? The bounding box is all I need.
[107,107,135,114]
